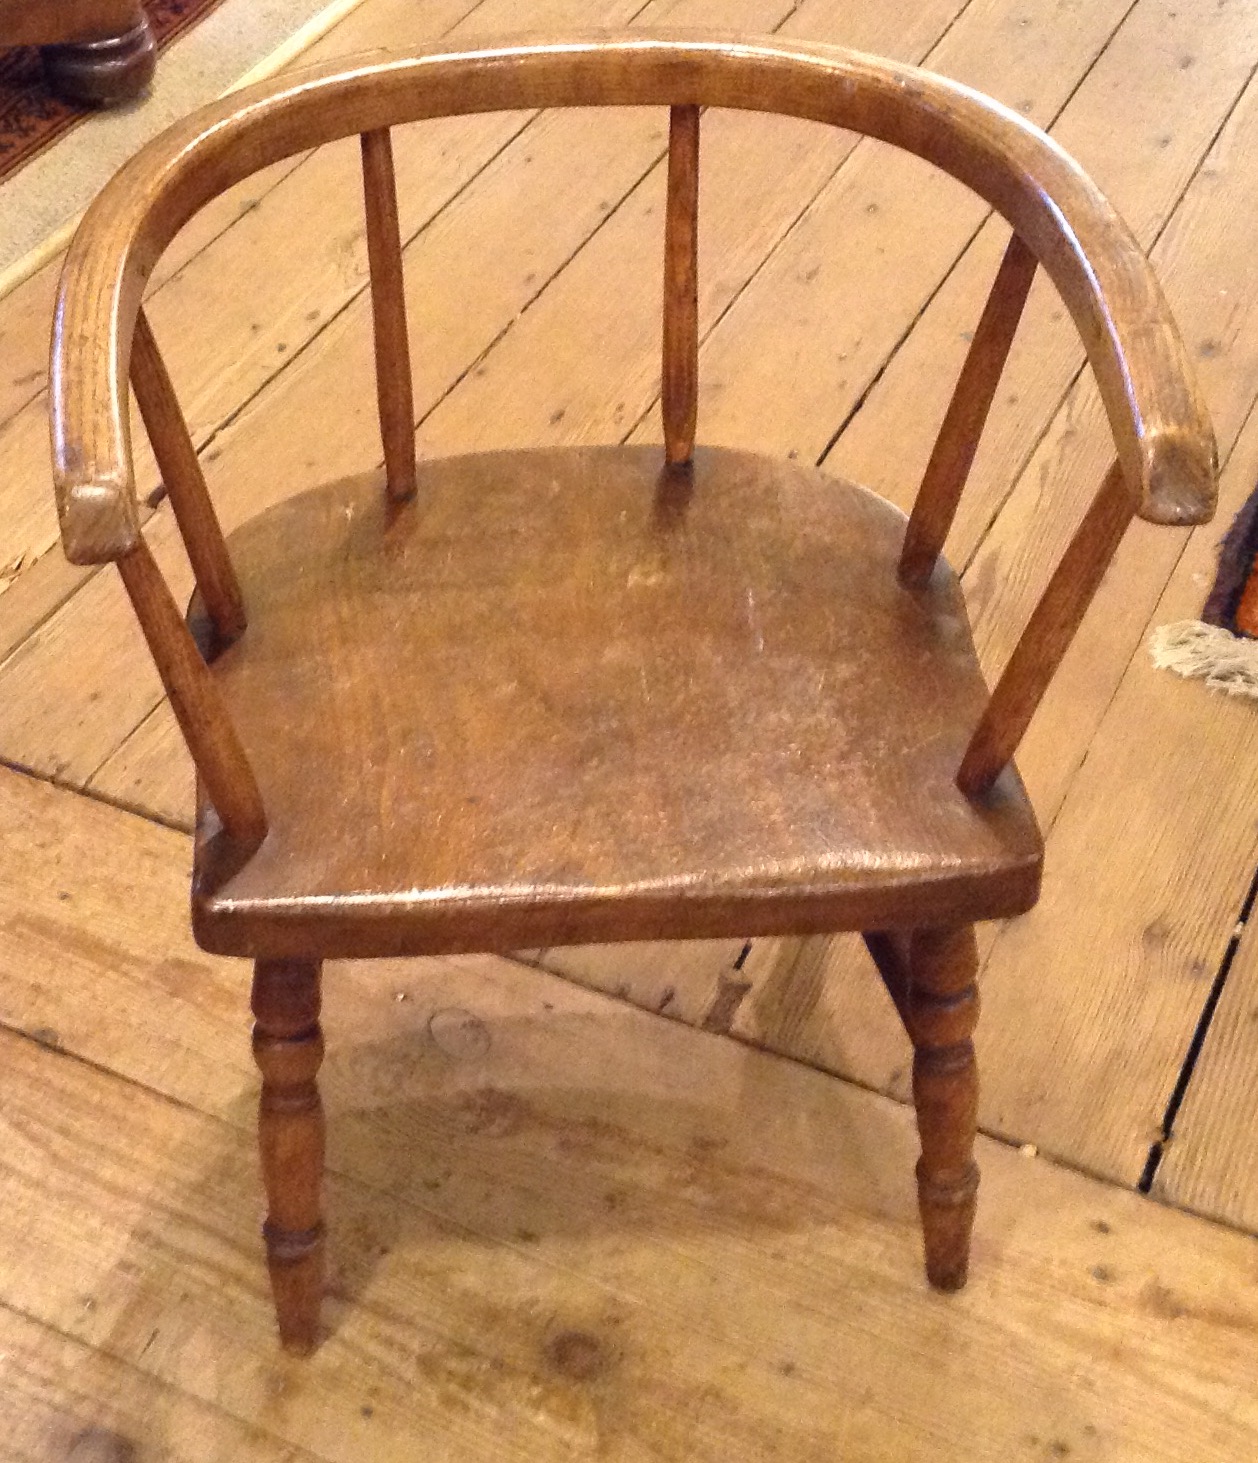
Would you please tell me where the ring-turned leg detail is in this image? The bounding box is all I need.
[251,957,325,1354]
[905,926,980,1291]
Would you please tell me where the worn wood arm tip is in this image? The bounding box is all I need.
[55,474,142,563]
[51,283,142,564]
[1139,428,1218,527]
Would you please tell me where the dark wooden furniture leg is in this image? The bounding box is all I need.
[905,926,981,1290]
[251,958,325,1354]
[41,1,156,107]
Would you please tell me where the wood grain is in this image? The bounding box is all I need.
[905,926,981,1290]
[1155,909,1258,1229]
[0,0,950,794]
[115,538,265,845]
[543,0,1258,1095]
[899,230,1036,587]
[53,27,1199,1332]
[520,0,1213,1015]
[189,448,1040,959]
[0,1303,319,1463]
[1,763,1258,1455]
[418,0,964,460]
[832,370,1258,1177]
[0,0,1251,1336]
[963,45,1258,827]
[252,957,326,1353]
[130,307,246,644]
[957,458,1134,796]
[0,0,620,615]
[661,103,699,464]
[49,33,1212,562]
[360,127,418,502]
[6,99,683,788]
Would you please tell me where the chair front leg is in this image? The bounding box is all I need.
[905,926,980,1291]
[251,957,326,1354]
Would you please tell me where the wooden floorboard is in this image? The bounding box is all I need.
[0,0,486,444]
[1155,900,1258,1229]
[2,0,1257,1446]
[0,0,918,797]
[0,1302,323,1463]
[4,768,1258,1460]
[516,0,1258,1181]
[783,10,1258,1180]
[0,0,636,651]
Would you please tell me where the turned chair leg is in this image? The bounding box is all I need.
[904,926,981,1290]
[251,958,326,1354]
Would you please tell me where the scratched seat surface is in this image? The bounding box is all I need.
[192,444,1043,958]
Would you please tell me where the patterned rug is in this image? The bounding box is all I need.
[0,0,227,183]
[1152,483,1258,699]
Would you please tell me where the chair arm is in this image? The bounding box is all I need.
[50,32,1216,557]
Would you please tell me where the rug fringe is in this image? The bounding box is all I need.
[1150,620,1258,700]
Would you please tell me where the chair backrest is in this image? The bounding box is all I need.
[48,33,1217,844]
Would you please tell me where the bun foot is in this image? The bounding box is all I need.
[42,14,156,107]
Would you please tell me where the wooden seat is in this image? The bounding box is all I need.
[48,33,1216,1355]
[193,447,1042,960]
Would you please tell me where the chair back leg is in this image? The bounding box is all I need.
[252,958,326,1353]
[905,926,981,1290]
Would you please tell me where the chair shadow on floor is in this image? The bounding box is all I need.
[314,986,922,1330]
[102,961,925,1377]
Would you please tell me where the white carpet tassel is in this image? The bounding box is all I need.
[1150,621,1258,700]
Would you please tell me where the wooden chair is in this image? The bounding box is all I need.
[48,34,1216,1354]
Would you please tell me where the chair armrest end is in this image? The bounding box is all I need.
[56,477,141,564]
[1138,428,1218,527]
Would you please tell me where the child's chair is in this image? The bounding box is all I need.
[48,33,1216,1352]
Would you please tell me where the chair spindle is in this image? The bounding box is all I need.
[130,308,247,643]
[360,127,417,502]
[900,233,1038,587]
[956,459,1133,797]
[662,104,700,465]
[116,536,267,845]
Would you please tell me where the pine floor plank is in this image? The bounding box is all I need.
[336,0,1152,1012]
[0,1302,319,1463]
[0,267,59,435]
[625,0,1134,462]
[963,400,1258,1185]
[433,0,1129,464]
[831,0,1258,566]
[964,74,1258,824]
[505,0,1258,1036]
[0,95,675,779]
[1,0,1139,813]
[0,0,488,440]
[1155,909,1258,1229]
[63,0,1258,1193]
[4,770,1258,1460]
[0,0,883,799]
[6,0,1258,1450]
[0,767,253,1119]
[817,385,1258,1176]
[0,0,484,641]
[78,0,969,818]
[795,49,1258,1168]
[0,0,634,635]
